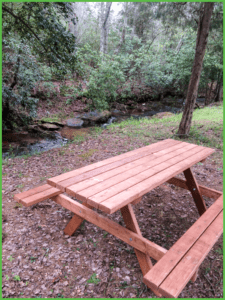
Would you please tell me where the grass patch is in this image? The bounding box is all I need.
[73,135,86,144]
[107,104,223,151]
[40,112,67,123]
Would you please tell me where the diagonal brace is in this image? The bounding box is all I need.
[64,202,92,236]
[52,194,167,261]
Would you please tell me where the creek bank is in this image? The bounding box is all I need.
[2,98,205,158]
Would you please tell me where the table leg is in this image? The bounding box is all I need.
[120,204,162,297]
[64,203,92,236]
[183,168,207,216]
[131,196,142,205]
[191,269,198,282]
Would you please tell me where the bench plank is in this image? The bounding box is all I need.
[19,187,61,207]
[143,195,223,296]
[159,211,223,298]
[14,184,51,202]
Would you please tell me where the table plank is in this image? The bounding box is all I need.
[99,147,214,213]
[66,142,193,198]
[48,139,180,190]
[87,146,206,207]
[72,143,197,202]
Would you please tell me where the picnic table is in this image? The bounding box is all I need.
[15,139,223,298]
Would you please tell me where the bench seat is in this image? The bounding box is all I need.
[143,195,223,298]
[14,184,61,207]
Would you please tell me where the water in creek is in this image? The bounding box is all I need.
[2,98,205,158]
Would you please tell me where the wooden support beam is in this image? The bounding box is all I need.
[167,177,222,200]
[52,194,167,261]
[131,197,142,205]
[121,204,162,297]
[121,204,153,274]
[64,203,92,236]
[183,168,207,215]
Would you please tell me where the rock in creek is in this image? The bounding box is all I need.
[80,110,111,126]
[39,123,60,131]
[66,118,84,128]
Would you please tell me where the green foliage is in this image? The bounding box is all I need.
[73,135,85,144]
[2,37,41,122]
[75,44,101,78]
[13,275,21,281]
[2,3,77,72]
[86,57,125,109]
[30,256,37,263]
[2,2,77,128]
[87,273,100,284]
[7,255,14,262]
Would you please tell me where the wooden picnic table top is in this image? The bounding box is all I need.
[48,139,214,214]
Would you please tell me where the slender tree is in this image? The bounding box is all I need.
[177,2,214,137]
[100,2,112,54]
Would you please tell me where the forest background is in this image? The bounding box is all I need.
[2,2,223,133]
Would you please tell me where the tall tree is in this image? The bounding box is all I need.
[177,2,214,137]
[114,2,128,54]
[100,2,112,54]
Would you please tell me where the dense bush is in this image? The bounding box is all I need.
[85,57,126,109]
[72,30,222,111]
[2,37,42,129]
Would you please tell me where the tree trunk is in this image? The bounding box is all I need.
[214,74,223,102]
[177,2,214,137]
[114,2,128,54]
[100,2,112,54]
[100,2,105,53]
[175,34,184,55]
[205,81,213,105]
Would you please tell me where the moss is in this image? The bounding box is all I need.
[78,149,98,159]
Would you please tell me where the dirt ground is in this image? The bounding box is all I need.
[2,128,223,298]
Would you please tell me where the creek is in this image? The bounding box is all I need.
[2,98,205,158]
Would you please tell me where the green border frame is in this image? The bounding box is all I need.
[1,1,223,300]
